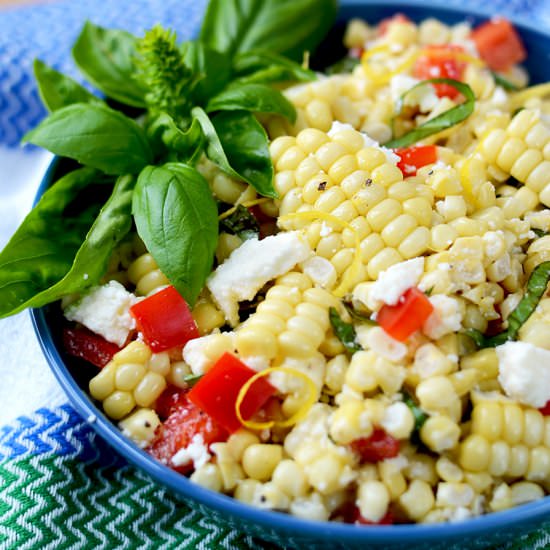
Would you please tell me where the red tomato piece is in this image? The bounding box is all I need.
[539,401,550,416]
[155,385,190,419]
[188,352,277,433]
[147,395,227,474]
[129,285,199,353]
[62,326,121,368]
[355,509,395,525]
[413,44,466,98]
[377,287,434,342]
[378,13,411,36]
[394,145,438,177]
[351,429,400,463]
[471,18,526,72]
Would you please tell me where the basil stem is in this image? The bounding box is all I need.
[383,78,475,148]
[329,307,362,354]
[465,261,550,348]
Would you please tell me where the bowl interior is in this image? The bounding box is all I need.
[31,1,550,548]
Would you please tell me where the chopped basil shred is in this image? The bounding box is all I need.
[183,373,203,387]
[343,301,377,325]
[383,78,475,148]
[491,71,520,92]
[325,56,360,75]
[329,307,362,353]
[403,392,428,432]
[219,204,260,240]
[465,261,550,348]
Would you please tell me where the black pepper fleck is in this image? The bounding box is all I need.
[318,181,327,191]
[428,170,434,176]
[365,178,373,186]
[144,421,151,428]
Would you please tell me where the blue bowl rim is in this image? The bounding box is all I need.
[30,0,550,545]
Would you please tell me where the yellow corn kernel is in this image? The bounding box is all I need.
[242,444,283,482]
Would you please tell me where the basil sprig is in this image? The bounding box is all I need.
[465,261,550,348]
[329,307,362,354]
[0,0,337,318]
[384,78,475,148]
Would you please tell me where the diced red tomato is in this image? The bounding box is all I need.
[413,44,466,99]
[129,285,199,353]
[378,13,412,36]
[471,18,526,72]
[351,429,400,463]
[394,145,438,177]
[539,401,550,416]
[147,394,228,474]
[188,352,277,433]
[62,326,121,368]
[377,287,434,342]
[155,385,190,419]
[355,508,395,525]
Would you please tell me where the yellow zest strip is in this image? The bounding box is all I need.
[361,44,420,85]
[511,82,550,109]
[278,211,362,297]
[235,366,317,430]
[218,198,270,221]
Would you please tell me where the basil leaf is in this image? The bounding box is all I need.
[192,106,276,198]
[343,301,377,325]
[183,373,203,387]
[325,56,360,75]
[492,71,520,92]
[23,103,153,175]
[182,40,232,101]
[220,204,260,240]
[403,392,428,432]
[233,50,316,83]
[148,113,204,164]
[72,21,147,107]
[329,307,362,354]
[465,261,550,348]
[384,79,475,148]
[34,59,100,112]
[132,163,218,306]
[207,82,296,122]
[200,0,338,62]
[0,168,107,317]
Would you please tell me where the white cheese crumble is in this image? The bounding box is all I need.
[171,433,211,469]
[390,74,439,112]
[64,280,139,346]
[357,325,407,362]
[207,231,311,326]
[182,332,235,375]
[300,256,337,289]
[366,257,425,310]
[496,341,550,408]
[422,295,462,340]
[327,121,400,165]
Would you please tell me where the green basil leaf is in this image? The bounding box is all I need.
[72,21,147,107]
[233,50,316,83]
[343,301,377,325]
[206,82,296,122]
[23,103,153,175]
[200,0,338,62]
[220,204,260,240]
[0,167,108,317]
[465,261,550,348]
[492,71,520,92]
[34,59,100,112]
[148,113,204,164]
[384,79,475,148]
[132,163,218,306]
[183,373,203,387]
[329,307,362,354]
[182,40,232,101]
[192,106,276,198]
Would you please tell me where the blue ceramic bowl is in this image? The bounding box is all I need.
[31,2,550,548]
